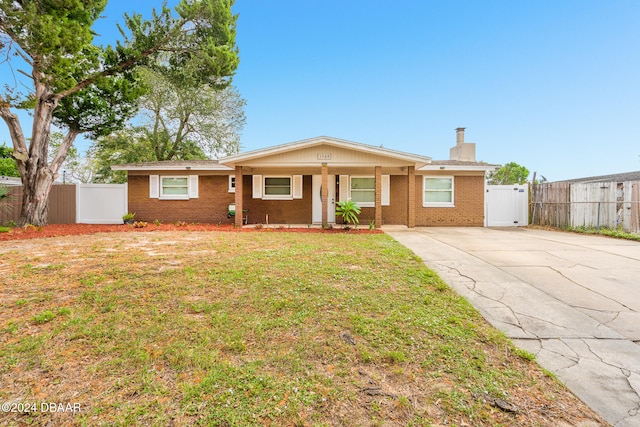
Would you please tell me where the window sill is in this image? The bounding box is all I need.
[354,202,375,208]
[159,195,190,200]
[262,196,293,201]
[422,203,455,208]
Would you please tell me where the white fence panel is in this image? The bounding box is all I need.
[485,184,528,227]
[76,184,128,224]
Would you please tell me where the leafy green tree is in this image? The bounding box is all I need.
[0,0,239,225]
[89,127,210,183]
[48,133,96,183]
[136,67,246,161]
[0,143,19,177]
[87,66,245,184]
[487,162,530,185]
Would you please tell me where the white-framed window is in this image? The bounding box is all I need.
[150,175,198,200]
[350,176,375,207]
[252,175,302,200]
[228,175,236,193]
[161,176,189,199]
[263,176,292,199]
[423,176,454,207]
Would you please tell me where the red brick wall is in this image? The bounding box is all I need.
[127,173,485,226]
[414,175,485,226]
[127,174,235,223]
[241,175,313,224]
[382,175,408,225]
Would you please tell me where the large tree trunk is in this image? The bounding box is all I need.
[17,129,79,226]
[19,169,55,226]
[1,83,79,226]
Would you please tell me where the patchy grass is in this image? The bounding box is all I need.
[567,225,640,241]
[0,232,605,426]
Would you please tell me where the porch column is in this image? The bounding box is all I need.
[375,166,382,228]
[234,166,243,227]
[321,163,328,227]
[407,166,415,228]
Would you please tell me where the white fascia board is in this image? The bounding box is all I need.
[111,165,233,171]
[419,165,499,172]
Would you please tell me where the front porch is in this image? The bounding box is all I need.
[231,167,416,229]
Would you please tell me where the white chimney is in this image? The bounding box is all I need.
[456,127,465,145]
[450,127,476,162]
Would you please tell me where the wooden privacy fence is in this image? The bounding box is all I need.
[0,184,127,225]
[0,185,76,224]
[531,181,640,233]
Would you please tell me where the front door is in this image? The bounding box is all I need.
[312,175,336,224]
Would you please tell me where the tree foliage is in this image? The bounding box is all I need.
[487,162,530,185]
[0,0,239,225]
[131,67,245,161]
[89,127,211,184]
[48,133,96,183]
[87,66,245,183]
[0,143,19,177]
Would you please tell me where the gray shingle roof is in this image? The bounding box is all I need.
[557,171,640,183]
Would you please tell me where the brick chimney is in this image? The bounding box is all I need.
[450,127,476,162]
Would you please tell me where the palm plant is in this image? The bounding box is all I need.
[336,199,361,225]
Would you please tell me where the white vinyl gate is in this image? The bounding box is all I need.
[76,184,128,224]
[485,184,529,227]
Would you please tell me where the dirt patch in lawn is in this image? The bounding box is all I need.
[0,223,382,241]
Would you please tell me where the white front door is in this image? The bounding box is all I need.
[312,175,336,223]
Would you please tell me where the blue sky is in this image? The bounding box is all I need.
[2,0,639,181]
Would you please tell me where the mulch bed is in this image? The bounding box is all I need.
[0,223,383,242]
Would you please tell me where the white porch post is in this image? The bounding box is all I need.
[321,163,328,227]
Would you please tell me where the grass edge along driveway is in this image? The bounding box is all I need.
[0,231,606,426]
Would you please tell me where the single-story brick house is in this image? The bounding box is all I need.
[112,129,497,227]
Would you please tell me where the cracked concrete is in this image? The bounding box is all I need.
[386,227,640,427]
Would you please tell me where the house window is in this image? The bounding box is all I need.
[228,175,236,193]
[423,176,454,207]
[263,176,292,199]
[161,176,189,199]
[350,176,375,207]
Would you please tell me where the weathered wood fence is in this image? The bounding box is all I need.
[531,181,640,233]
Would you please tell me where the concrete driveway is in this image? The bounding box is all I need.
[386,227,640,427]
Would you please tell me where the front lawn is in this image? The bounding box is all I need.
[0,232,604,426]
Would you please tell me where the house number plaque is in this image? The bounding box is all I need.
[317,153,331,160]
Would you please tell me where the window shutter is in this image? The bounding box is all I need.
[149,175,159,198]
[292,175,303,199]
[189,175,199,198]
[228,175,235,193]
[252,175,262,198]
[382,175,390,206]
[339,175,349,201]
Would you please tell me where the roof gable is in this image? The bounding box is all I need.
[220,136,432,168]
